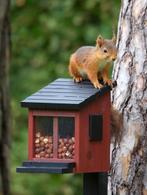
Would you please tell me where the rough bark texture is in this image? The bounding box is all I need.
[111,0,147,194]
[0,0,11,195]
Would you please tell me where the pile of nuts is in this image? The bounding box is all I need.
[34,132,53,158]
[58,137,75,159]
[34,132,75,159]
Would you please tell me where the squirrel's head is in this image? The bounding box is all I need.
[96,35,117,62]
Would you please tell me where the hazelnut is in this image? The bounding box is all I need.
[35,154,40,158]
[35,143,40,148]
[68,145,73,152]
[40,136,44,142]
[45,144,49,148]
[40,141,45,147]
[63,138,67,144]
[49,143,53,149]
[65,151,71,157]
[66,143,70,147]
[39,146,45,152]
[46,148,52,154]
[58,153,62,158]
[62,146,67,152]
[61,153,65,158]
[58,148,62,154]
[59,142,64,147]
[36,132,41,138]
[72,137,75,143]
[40,151,45,157]
[59,138,62,143]
[45,154,50,158]
[68,139,73,144]
[35,138,40,144]
[48,137,53,144]
[43,138,48,144]
[35,148,40,154]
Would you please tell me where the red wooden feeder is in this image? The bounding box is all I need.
[16,78,111,174]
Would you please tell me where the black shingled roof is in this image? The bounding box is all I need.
[21,78,111,110]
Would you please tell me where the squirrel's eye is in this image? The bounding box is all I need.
[103,49,108,53]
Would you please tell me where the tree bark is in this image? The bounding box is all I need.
[111,0,147,194]
[0,0,11,195]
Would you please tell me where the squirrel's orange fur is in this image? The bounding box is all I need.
[69,35,117,89]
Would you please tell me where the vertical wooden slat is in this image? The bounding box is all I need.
[28,111,34,160]
[53,117,58,158]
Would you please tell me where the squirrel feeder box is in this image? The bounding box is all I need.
[16,78,111,174]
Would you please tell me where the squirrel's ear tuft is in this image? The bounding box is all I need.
[96,35,104,48]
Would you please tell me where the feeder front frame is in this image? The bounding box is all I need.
[28,110,80,163]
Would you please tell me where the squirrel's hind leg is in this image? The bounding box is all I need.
[69,55,83,83]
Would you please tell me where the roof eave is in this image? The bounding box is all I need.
[21,85,111,111]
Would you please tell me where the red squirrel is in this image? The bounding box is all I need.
[69,35,117,89]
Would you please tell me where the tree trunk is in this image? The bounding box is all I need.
[111,0,147,194]
[0,0,11,195]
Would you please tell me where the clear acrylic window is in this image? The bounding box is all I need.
[58,117,75,159]
[34,116,53,159]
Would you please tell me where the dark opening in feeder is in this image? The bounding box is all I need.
[16,78,111,174]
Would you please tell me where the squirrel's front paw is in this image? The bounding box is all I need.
[74,77,83,83]
[93,81,103,89]
[104,79,113,87]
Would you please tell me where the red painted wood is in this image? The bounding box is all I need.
[28,110,34,160]
[75,91,111,173]
[32,110,76,117]
[53,117,58,159]
[79,92,110,173]
[31,158,75,163]
[74,112,80,172]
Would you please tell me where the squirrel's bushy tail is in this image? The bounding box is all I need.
[111,106,123,143]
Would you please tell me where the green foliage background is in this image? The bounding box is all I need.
[11,0,120,194]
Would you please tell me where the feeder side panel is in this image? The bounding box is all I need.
[77,92,111,173]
